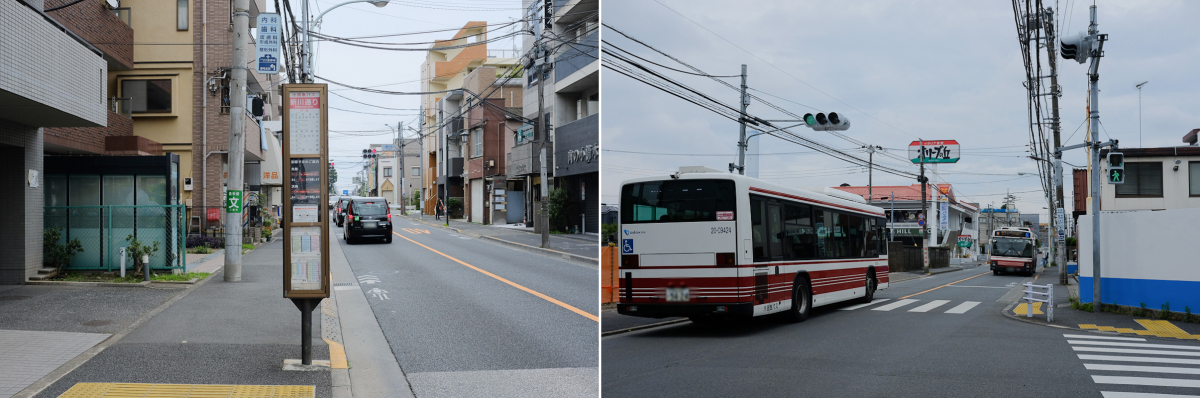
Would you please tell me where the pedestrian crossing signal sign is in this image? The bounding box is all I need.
[1109,168,1124,184]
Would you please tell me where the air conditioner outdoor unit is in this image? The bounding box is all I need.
[184,177,193,191]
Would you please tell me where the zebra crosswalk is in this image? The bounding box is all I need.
[838,298,982,314]
[1066,333,1200,397]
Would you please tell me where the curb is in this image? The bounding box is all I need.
[150,278,201,285]
[24,280,151,288]
[405,216,598,267]
[479,236,598,268]
[602,318,690,337]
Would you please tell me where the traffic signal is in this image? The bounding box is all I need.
[1060,31,1094,64]
[803,112,850,131]
[1107,152,1124,184]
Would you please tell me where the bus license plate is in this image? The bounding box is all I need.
[666,287,689,302]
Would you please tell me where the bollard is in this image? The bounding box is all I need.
[1023,282,1054,322]
[143,254,150,282]
[118,247,127,278]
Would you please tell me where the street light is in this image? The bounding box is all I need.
[1136,81,1148,147]
[302,0,390,82]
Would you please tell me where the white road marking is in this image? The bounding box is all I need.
[1065,334,1147,342]
[1085,363,1200,375]
[1078,355,1200,365]
[838,299,889,311]
[944,301,981,314]
[908,300,951,313]
[1070,340,1200,351]
[1102,392,1200,398]
[946,285,1011,289]
[872,299,919,311]
[366,287,390,300]
[1073,346,1200,357]
[1092,375,1200,388]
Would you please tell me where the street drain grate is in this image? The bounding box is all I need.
[0,296,30,301]
[333,283,354,287]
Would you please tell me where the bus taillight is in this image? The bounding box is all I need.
[621,254,639,268]
[715,252,737,267]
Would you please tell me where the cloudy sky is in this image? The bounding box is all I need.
[600,0,1200,223]
[269,0,525,194]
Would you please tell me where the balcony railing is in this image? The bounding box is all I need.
[110,7,131,26]
[109,97,131,117]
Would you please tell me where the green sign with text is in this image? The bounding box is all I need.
[226,190,242,213]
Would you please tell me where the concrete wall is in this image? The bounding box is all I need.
[1099,154,1200,211]
[1078,208,1200,311]
[0,119,44,284]
[1,0,107,128]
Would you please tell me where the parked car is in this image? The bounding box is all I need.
[343,197,392,244]
[333,196,353,227]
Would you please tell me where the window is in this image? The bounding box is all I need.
[1191,162,1200,197]
[751,197,767,260]
[178,0,188,30]
[411,167,421,177]
[1115,162,1163,197]
[383,167,392,177]
[621,179,736,224]
[122,79,172,114]
[783,204,816,259]
[472,129,482,158]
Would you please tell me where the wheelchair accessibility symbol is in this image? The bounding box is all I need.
[622,239,634,254]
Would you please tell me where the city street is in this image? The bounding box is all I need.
[334,219,598,397]
[603,265,1200,397]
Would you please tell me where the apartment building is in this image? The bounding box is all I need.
[418,21,517,217]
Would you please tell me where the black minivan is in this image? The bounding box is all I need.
[342,197,392,244]
[333,196,353,227]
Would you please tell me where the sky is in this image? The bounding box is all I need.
[600,0,1200,224]
[267,0,526,194]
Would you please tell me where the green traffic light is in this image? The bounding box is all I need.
[1111,169,1122,182]
[804,114,816,125]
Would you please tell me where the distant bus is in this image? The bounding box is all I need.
[616,167,889,323]
[988,227,1038,276]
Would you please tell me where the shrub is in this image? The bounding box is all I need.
[187,235,224,249]
[602,223,618,243]
[1162,302,1172,320]
[44,227,84,275]
[446,198,463,218]
[548,187,571,232]
[125,235,161,278]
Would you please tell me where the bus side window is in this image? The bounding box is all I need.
[768,203,784,260]
[751,197,767,261]
[785,204,815,259]
[847,215,863,257]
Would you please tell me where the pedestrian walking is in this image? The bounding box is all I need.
[435,199,444,220]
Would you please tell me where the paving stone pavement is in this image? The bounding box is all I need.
[0,330,108,398]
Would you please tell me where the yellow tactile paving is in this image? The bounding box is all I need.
[323,338,349,369]
[58,383,315,398]
[1079,319,1200,340]
[1013,302,1044,315]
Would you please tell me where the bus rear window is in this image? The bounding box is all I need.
[620,179,736,224]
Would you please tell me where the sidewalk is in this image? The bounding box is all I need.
[22,239,333,398]
[401,213,598,265]
[1004,266,1200,341]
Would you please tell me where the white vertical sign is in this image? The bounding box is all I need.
[255,13,281,74]
[939,196,949,230]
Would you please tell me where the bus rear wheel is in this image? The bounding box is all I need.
[782,277,811,323]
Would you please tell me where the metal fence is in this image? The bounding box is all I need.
[44,205,186,272]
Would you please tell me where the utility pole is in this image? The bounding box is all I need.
[736,64,748,175]
[536,0,551,247]
[864,145,880,203]
[1086,5,1104,313]
[417,107,424,219]
[397,121,405,215]
[224,0,249,282]
[919,142,929,275]
[1041,6,1069,285]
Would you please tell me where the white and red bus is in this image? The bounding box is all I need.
[616,167,889,323]
[988,227,1038,276]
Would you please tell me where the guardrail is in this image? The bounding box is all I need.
[1023,282,1054,322]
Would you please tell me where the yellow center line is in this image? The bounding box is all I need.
[393,231,599,322]
[900,271,992,299]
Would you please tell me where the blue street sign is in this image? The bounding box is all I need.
[255,13,281,74]
[917,219,925,227]
[342,190,349,195]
